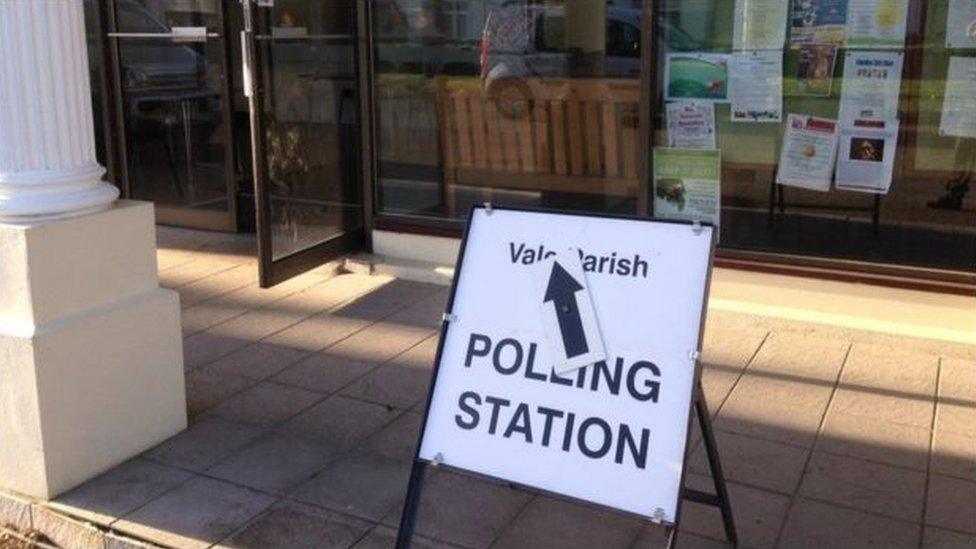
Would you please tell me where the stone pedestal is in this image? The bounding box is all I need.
[0,201,186,499]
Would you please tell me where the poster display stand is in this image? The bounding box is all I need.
[768,166,883,235]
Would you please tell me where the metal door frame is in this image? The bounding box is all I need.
[103,0,239,231]
[242,0,367,288]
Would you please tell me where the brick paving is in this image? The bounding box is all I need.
[4,227,974,548]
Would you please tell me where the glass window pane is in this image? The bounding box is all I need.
[372,0,642,219]
[651,0,975,272]
[113,0,231,213]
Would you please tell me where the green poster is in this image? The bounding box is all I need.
[665,53,730,102]
[652,148,722,229]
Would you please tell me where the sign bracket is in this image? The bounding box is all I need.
[667,385,738,548]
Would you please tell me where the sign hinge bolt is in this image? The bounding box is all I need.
[688,349,701,360]
[483,202,494,215]
[692,220,703,235]
[432,452,445,466]
[442,313,458,323]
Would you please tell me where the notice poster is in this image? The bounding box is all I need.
[946,0,976,49]
[733,0,789,50]
[730,50,784,122]
[838,51,903,123]
[666,101,717,149]
[786,44,838,96]
[940,56,976,139]
[776,114,840,191]
[835,119,900,194]
[790,0,848,46]
[665,53,730,103]
[653,148,721,228]
[845,0,908,48]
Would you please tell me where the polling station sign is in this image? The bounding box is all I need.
[415,206,715,523]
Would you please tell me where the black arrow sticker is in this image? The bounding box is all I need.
[543,261,589,359]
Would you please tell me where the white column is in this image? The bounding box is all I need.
[0,0,186,500]
[0,0,118,220]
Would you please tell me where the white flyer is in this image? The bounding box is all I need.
[945,0,976,49]
[838,51,903,123]
[939,56,976,139]
[729,50,783,123]
[733,0,789,50]
[835,119,900,194]
[845,0,908,48]
[666,101,717,149]
[776,114,840,192]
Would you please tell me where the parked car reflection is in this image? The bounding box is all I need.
[115,0,222,204]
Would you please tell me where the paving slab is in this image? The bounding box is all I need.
[114,477,275,549]
[816,411,931,471]
[922,526,976,548]
[936,357,976,438]
[180,272,326,336]
[633,527,728,548]
[322,320,435,367]
[160,260,239,290]
[51,458,192,524]
[779,497,920,548]
[715,375,833,448]
[177,264,257,309]
[676,474,788,549]
[207,381,324,428]
[940,357,976,402]
[291,451,411,521]
[925,474,976,534]
[360,411,424,462]
[183,369,257,420]
[216,500,372,549]
[931,430,976,481]
[935,402,976,439]
[490,495,645,549]
[207,434,336,495]
[799,452,927,522]
[144,416,267,472]
[351,525,458,548]
[700,326,767,371]
[340,335,437,409]
[746,331,849,383]
[271,352,377,394]
[279,395,402,448]
[688,430,808,495]
[198,342,311,381]
[382,471,533,548]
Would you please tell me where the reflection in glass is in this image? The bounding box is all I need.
[258,1,362,260]
[372,0,642,218]
[114,0,230,212]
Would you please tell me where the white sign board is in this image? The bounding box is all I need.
[418,207,714,523]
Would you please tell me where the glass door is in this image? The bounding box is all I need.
[242,0,365,287]
[106,0,237,230]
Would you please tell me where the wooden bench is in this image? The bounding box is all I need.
[436,77,641,214]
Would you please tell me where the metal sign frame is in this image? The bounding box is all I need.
[395,204,737,548]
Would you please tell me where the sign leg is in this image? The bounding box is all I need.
[696,388,738,546]
[395,460,429,549]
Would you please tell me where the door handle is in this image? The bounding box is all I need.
[241,30,254,98]
[107,28,217,42]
